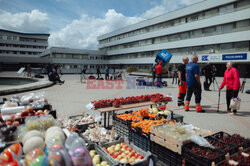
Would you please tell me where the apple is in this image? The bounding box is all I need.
[120,158,128,163]
[138,155,144,159]
[127,147,132,152]
[115,144,121,152]
[124,150,130,155]
[135,158,141,162]
[44,109,50,114]
[117,155,122,160]
[121,148,126,152]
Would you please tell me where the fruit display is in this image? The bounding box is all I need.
[230,152,250,166]
[92,93,172,109]
[61,115,95,132]
[82,125,118,143]
[213,132,248,148]
[89,149,110,166]
[103,142,144,164]
[206,137,237,153]
[188,144,223,159]
[131,119,167,134]
[149,106,172,116]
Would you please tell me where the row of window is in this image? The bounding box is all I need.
[0,50,41,55]
[52,53,105,60]
[99,0,250,45]
[0,43,47,49]
[102,19,250,52]
[108,41,250,60]
[0,35,47,43]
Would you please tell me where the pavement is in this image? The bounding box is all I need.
[1,72,250,138]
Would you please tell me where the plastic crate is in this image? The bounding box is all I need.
[212,132,249,149]
[87,143,119,166]
[182,142,225,166]
[205,136,238,155]
[129,127,151,152]
[113,112,131,138]
[99,137,156,166]
[150,141,182,166]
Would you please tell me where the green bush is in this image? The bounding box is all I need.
[137,70,151,73]
[126,66,138,73]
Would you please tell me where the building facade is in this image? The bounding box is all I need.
[97,0,250,76]
[41,47,107,73]
[0,29,50,70]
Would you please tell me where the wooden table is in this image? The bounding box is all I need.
[94,101,159,128]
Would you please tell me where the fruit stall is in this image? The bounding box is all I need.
[0,92,249,166]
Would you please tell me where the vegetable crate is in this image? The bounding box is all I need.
[129,126,151,152]
[150,141,182,166]
[113,112,131,138]
[211,132,250,149]
[205,136,239,155]
[182,142,226,166]
[99,137,156,166]
[87,143,119,166]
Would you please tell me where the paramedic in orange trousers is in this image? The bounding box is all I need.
[184,54,205,112]
[177,56,189,106]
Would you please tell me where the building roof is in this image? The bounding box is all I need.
[0,29,50,36]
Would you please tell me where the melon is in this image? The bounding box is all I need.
[22,130,43,145]
[23,136,45,154]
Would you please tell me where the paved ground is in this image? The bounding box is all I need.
[1,72,250,138]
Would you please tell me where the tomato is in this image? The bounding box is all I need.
[127,147,133,152]
[138,155,144,159]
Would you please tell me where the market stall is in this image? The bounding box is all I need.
[0,92,249,166]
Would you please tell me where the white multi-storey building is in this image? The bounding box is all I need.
[97,0,250,76]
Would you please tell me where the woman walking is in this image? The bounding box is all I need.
[219,61,241,114]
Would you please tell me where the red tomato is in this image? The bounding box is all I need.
[139,155,144,159]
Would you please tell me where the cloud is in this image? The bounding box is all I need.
[0,9,49,33]
[49,9,144,49]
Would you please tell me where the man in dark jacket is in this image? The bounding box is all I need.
[97,66,101,79]
[151,64,156,83]
[156,62,163,87]
[202,62,213,91]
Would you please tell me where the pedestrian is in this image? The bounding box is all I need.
[202,62,213,91]
[184,54,204,112]
[177,57,189,106]
[26,64,31,77]
[81,67,87,83]
[168,65,172,78]
[97,66,101,79]
[172,64,178,84]
[156,62,163,87]
[105,66,109,80]
[151,64,156,83]
[50,68,65,84]
[219,61,241,114]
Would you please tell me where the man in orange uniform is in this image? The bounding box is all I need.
[177,56,189,106]
[156,62,163,87]
[185,54,205,112]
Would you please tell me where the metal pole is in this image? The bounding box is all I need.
[217,89,221,112]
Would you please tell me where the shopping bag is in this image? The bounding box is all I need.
[229,97,241,110]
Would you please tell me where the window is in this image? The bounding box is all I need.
[235,41,249,51]
[160,36,168,43]
[168,34,180,42]
[222,23,234,33]
[204,27,215,36]
[180,32,189,40]
[0,35,3,40]
[219,4,234,15]
[236,20,250,31]
[54,54,62,58]
[191,29,203,38]
[205,8,218,18]
[204,45,215,53]
[220,43,233,52]
[237,0,250,10]
[62,54,72,59]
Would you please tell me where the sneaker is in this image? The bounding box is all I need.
[227,110,231,113]
[197,110,206,113]
[185,109,189,112]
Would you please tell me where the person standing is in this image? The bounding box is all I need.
[219,61,241,114]
[105,66,109,80]
[177,57,189,106]
[151,64,156,83]
[26,64,31,77]
[97,66,101,79]
[81,67,87,83]
[184,54,204,112]
[202,62,213,91]
[172,65,178,84]
[156,62,163,87]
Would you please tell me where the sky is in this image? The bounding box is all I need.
[0,0,203,50]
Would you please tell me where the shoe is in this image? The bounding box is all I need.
[227,110,231,113]
[178,103,184,107]
[185,109,189,112]
[197,110,206,113]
